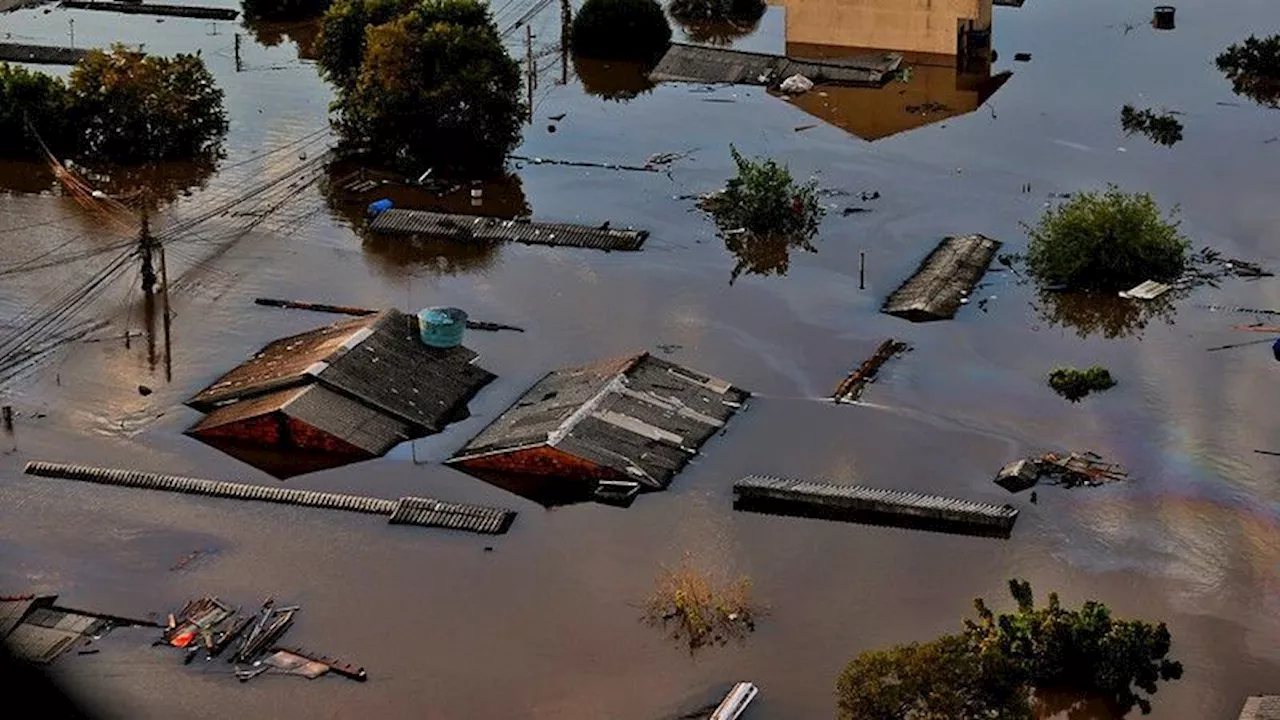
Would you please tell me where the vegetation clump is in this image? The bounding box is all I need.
[571,0,672,64]
[836,579,1183,719]
[703,145,823,237]
[641,556,758,652]
[1047,365,1116,402]
[1024,185,1189,291]
[1120,105,1183,146]
[322,0,523,174]
[1215,34,1280,108]
[0,47,226,165]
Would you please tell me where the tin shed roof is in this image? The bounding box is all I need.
[450,353,749,488]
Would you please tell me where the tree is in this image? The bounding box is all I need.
[836,580,1184,718]
[68,46,227,164]
[1047,366,1116,402]
[1024,185,1188,291]
[0,63,72,158]
[571,0,672,64]
[316,0,418,90]
[241,0,332,20]
[837,634,1031,720]
[1215,34,1280,108]
[334,0,523,174]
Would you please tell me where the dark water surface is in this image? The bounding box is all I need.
[3,0,1280,718]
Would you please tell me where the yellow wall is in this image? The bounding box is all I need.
[775,0,992,57]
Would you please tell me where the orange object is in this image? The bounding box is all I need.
[169,628,196,648]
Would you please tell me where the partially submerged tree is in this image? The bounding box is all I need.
[241,0,332,20]
[1120,105,1183,147]
[571,0,672,64]
[1215,34,1280,108]
[0,63,72,158]
[316,0,417,90]
[1047,365,1117,402]
[68,46,227,164]
[333,0,523,174]
[836,580,1183,718]
[641,556,758,653]
[1024,186,1189,291]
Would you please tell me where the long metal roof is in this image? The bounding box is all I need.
[369,209,648,251]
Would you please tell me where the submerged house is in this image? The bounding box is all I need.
[447,352,749,505]
[186,308,494,478]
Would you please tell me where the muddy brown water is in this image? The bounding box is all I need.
[3,0,1280,717]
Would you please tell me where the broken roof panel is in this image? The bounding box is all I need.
[1240,696,1280,720]
[0,596,40,637]
[882,234,1002,321]
[5,623,81,664]
[449,353,749,489]
[649,43,901,88]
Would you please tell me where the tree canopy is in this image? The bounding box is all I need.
[571,0,672,64]
[0,47,226,165]
[332,0,523,173]
[1024,185,1189,291]
[316,0,418,90]
[836,580,1184,719]
[241,0,332,20]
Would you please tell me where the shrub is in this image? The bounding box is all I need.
[1024,185,1188,291]
[703,145,823,237]
[242,0,332,20]
[1120,105,1183,147]
[668,0,764,23]
[0,63,72,158]
[68,46,227,164]
[1215,34,1280,108]
[641,556,758,652]
[335,0,523,174]
[571,0,672,64]
[1047,365,1116,402]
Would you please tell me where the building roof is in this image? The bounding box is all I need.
[187,309,495,434]
[1240,696,1280,720]
[0,595,41,637]
[449,353,749,488]
[188,385,413,456]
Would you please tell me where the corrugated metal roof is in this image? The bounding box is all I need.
[368,209,648,251]
[649,43,901,88]
[882,234,1002,322]
[735,475,1019,525]
[388,497,516,534]
[315,310,495,432]
[187,314,377,410]
[286,385,413,455]
[0,596,40,637]
[1240,697,1280,720]
[5,623,82,664]
[450,353,749,488]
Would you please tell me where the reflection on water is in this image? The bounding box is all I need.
[188,435,370,479]
[457,467,597,508]
[723,229,816,284]
[321,157,530,276]
[0,157,217,206]
[241,17,321,60]
[573,55,657,102]
[1035,290,1179,340]
[1032,689,1123,720]
[675,17,762,45]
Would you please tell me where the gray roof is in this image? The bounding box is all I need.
[0,596,40,637]
[1240,696,1280,720]
[450,353,749,488]
[369,209,648,251]
[882,234,1002,322]
[650,43,901,88]
[188,309,495,435]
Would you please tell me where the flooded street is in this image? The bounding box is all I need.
[3,0,1280,717]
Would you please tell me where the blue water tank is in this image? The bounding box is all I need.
[367,198,393,217]
[417,307,468,348]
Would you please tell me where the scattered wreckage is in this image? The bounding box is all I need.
[995,451,1129,493]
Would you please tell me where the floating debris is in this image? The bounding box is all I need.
[2,594,157,665]
[832,339,910,403]
[994,451,1129,492]
[1118,279,1173,300]
[882,234,1002,322]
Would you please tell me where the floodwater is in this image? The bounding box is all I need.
[2,0,1280,718]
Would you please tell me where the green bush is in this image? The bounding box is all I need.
[335,0,523,174]
[241,0,332,20]
[1024,185,1188,291]
[703,145,823,237]
[1216,34,1280,108]
[571,0,672,64]
[1120,105,1183,147]
[1047,365,1116,402]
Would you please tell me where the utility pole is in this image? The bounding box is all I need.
[525,26,534,124]
[559,0,570,85]
[159,240,172,383]
[234,33,242,72]
[68,18,74,49]
[139,206,158,371]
